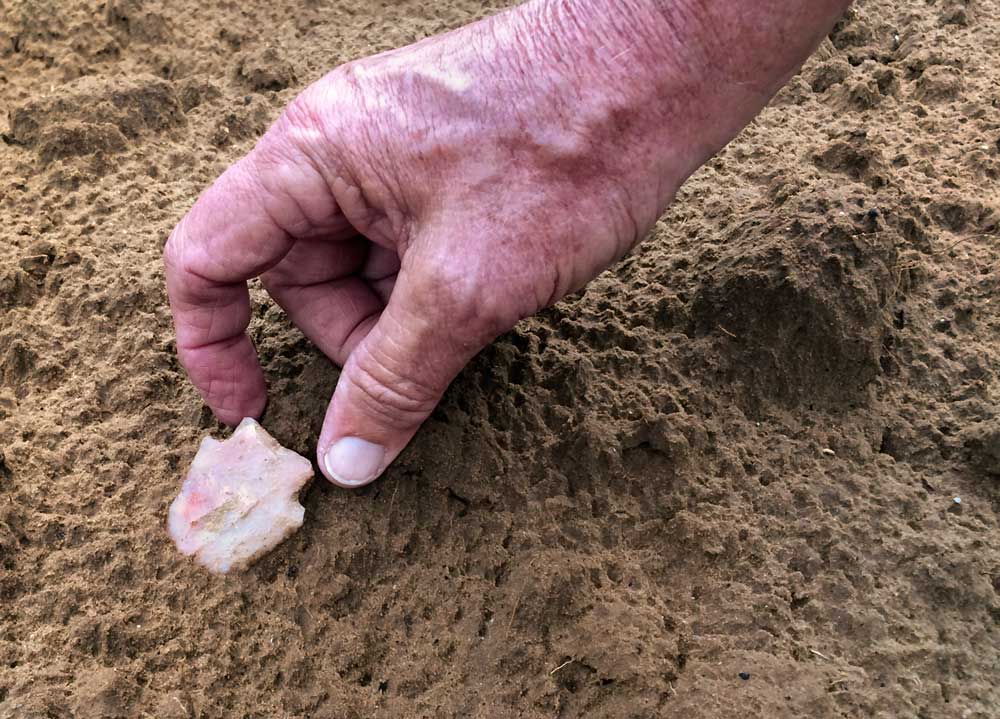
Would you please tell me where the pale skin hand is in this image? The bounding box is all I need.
[164,0,851,488]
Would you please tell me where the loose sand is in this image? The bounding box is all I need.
[1,0,998,717]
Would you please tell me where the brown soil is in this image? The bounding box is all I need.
[1,0,998,717]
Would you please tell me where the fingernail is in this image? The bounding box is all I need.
[324,437,385,487]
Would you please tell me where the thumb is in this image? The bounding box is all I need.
[317,260,502,488]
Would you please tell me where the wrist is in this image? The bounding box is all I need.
[481,0,850,222]
[471,0,701,233]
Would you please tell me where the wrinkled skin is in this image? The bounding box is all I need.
[164,0,850,488]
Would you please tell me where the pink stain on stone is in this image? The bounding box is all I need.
[168,418,313,574]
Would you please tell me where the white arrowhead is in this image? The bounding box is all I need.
[168,418,313,574]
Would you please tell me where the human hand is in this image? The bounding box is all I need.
[164,0,849,488]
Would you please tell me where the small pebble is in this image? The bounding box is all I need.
[739,672,751,681]
[821,448,836,457]
[953,497,962,504]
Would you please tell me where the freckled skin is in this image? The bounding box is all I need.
[164,0,851,488]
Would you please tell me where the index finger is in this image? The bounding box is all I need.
[165,130,345,425]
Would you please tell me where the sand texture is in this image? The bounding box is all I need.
[1,0,998,716]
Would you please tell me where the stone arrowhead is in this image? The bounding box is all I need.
[168,418,313,574]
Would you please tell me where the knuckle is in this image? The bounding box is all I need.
[411,261,513,340]
[276,64,360,147]
[348,350,440,430]
[263,84,337,168]
[163,233,179,270]
[163,222,188,275]
[414,263,477,309]
[280,89,325,137]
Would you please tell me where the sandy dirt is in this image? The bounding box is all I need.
[1,0,998,717]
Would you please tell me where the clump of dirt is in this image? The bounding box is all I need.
[7,75,185,160]
[1,0,998,718]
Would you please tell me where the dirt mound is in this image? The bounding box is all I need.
[7,75,184,162]
[688,198,896,412]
